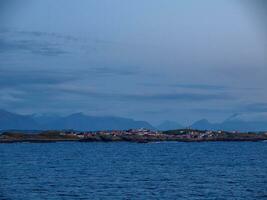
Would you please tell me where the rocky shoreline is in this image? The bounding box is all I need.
[1,129,267,143]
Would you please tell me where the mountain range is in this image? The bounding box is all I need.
[0,110,153,131]
[0,109,267,132]
[156,120,183,131]
[191,115,267,132]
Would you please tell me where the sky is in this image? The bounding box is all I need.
[0,0,267,125]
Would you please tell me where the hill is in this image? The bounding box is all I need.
[157,120,184,131]
[0,110,154,131]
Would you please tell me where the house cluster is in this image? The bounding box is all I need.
[59,131,85,138]
[173,129,226,139]
[59,128,159,139]
[187,131,219,139]
[58,128,258,141]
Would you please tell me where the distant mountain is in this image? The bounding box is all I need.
[0,110,154,131]
[191,114,267,132]
[157,120,184,131]
[0,109,39,130]
[191,119,213,130]
[219,121,267,132]
[1,109,267,132]
[44,113,154,131]
[32,113,62,126]
[219,113,267,132]
[190,120,213,131]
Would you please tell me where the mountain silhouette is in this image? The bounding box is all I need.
[157,120,184,131]
[191,114,267,132]
[0,110,154,131]
[1,109,267,132]
[0,109,39,130]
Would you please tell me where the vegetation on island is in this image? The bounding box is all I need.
[0,129,267,143]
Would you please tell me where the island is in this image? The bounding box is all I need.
[1,129,267,143]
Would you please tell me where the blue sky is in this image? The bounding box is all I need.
[0,0,267,125]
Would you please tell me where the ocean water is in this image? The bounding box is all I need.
[0,142,266,200]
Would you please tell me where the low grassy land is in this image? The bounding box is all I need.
[0,131,80,143]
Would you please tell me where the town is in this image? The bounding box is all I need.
[1,128,267,143]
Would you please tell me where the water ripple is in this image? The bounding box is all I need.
[0,142,266,200]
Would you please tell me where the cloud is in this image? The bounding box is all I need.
[192,103,267,117]
[244,0,267,18]
[0,38,68,56]
[243,103,267,113]
[0,79,233,116]
[125,93,231,102]
[227,112,267,122]
[0,28,132,56]
[191,108,235,114]
[168,84,227,90]
[87,66,139,76]
[143,82,262,91]
[0,65,139,90]
[53,85,232,102]
[16,30,82,43]
[141,108,173,115]
[0,88,25,109]
[0,69,76,88]
[242,0,267,34]
[13,29,117,46]
[0,0,19,17]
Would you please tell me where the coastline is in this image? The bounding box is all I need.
[1,129,267,143]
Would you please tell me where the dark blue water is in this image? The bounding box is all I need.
[0,142,266,200]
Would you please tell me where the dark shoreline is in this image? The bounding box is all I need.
[1,139,266,144]
[1,129,267,144]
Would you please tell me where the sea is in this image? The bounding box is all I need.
[0,142,266,200]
